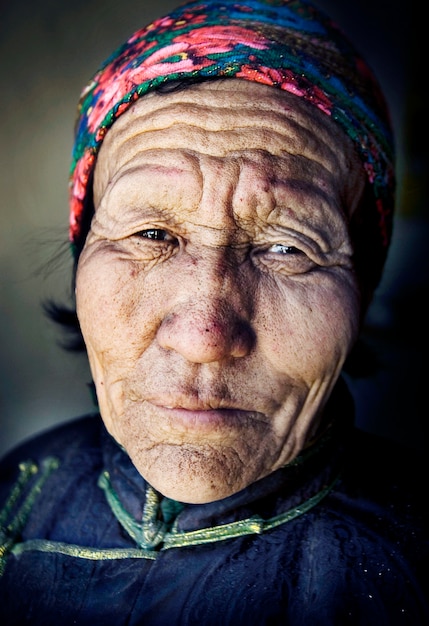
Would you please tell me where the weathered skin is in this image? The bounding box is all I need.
[76,81,366,503]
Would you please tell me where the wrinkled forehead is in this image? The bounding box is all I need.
[94,80,365,217]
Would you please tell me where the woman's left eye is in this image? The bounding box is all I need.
[253,240,317,275]
[269,244,302,255]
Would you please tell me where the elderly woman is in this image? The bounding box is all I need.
[0,0,427,624]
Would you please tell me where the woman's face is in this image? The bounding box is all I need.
[76,81,365,503]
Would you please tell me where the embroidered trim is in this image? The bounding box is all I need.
[99,469,341,551]
[0,457,60,576]
[98,471,170,550]
[165,474,340,548]
[11,539,156,561]
[10,472,340,561]
[0,454,341,565]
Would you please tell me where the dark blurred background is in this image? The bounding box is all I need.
[0,0,427,456]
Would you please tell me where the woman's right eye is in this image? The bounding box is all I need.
[135,228,174,241]
[126,227,179,261]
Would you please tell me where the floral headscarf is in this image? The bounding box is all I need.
[69,0,395,282]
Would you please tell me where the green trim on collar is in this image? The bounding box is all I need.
[0,457,60,576]
[8,470,339,561]
[99,469,341,551]
[0,452,341,566]
[11,539,157,561]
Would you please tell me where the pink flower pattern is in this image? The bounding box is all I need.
[69,0,394,261]
[236,65,333,115]
[86,25,269,134]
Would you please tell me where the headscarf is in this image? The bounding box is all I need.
[69,0,395,285]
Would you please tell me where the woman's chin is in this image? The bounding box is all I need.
[129,442,267,504]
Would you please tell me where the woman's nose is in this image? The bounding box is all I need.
[156,254,255,363]
[157,303,255,363]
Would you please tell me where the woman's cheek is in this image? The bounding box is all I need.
[259,275,360,378]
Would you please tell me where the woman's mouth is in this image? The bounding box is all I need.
[146,400,262,433]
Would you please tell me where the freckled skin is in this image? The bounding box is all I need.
[76,81,366,504]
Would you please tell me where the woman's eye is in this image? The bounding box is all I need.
[126,226,180,260]
[269,243,302,255]
[136,229,174,242]
[254,241,316,275]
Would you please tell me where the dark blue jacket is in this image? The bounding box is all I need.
[0,386,428,625]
